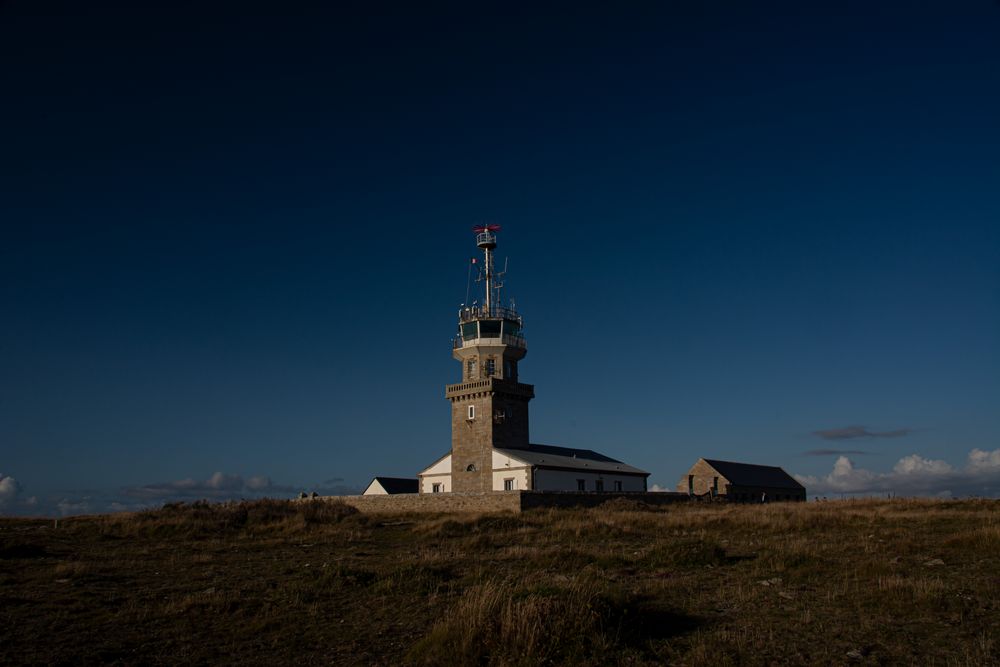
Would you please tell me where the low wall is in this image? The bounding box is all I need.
[519,490,689,510]
[327,491,689,514]
[332,491,523,514]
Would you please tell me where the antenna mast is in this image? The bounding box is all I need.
[473,224,501,315]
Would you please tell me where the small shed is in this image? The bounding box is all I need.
[363,477,419,496]
[677,458,805,501]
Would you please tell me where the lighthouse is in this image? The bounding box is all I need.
[416,226,648,495]
[447,225,534,492]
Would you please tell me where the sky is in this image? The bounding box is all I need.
[2,1,999,515]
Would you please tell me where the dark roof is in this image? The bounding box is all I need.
[702,459,804,490]
[492,443,649,475]
[370,477,419,494]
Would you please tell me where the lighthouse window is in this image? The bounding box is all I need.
[461,322,478,340]
[485,359,496,376]
[502,320,520,336]
[479,320,501,337]
[467,405,476,420]
[467,359,477,378]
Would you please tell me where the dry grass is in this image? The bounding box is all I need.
[1,498,999,665]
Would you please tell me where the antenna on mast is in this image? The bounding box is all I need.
[472,224,501,315]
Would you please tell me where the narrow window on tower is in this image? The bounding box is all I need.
[485,358,496,376]
[467,358,477,379]
[467,405,476,420]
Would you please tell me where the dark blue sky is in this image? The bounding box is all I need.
[2,1,999,513]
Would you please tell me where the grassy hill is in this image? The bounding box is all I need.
[2,498,998,665]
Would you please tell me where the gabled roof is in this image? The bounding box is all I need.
[702,459,804,490]
[495,444,649,476]
[370,477,419,494]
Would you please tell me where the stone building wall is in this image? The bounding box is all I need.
[450,392,495,492]
[332,491,523,514]
[325,490,688,514]
[676,459,729,495]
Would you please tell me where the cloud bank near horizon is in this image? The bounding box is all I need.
[795,448,1000,497]
[812,426,913,441]
[0,471,362,517]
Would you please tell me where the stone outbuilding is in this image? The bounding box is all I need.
[678,458,805,501]
[363,477,419,495]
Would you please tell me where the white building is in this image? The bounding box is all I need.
[418,444,648,493]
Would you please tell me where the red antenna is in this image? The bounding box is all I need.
[472,224,501,232]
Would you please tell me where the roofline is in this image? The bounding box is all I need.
[701,457,788,470]
[697,458,805,490]
[497,447,646,474]
[529,463,650,477]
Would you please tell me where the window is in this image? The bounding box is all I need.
[614,481,622,492]
[688,475,694,494]
[467,405,476,420]
[485,358,496,376]
[466,463,476,472]
[595,480,604,492]
[432,483,442,493]
[480,320,501,337]
[577,479,586,491]
[712,477,719,495]
[503,478,515,491]
[467,358,478,378]
[504,360,513,378]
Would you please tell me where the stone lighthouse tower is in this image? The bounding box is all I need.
[447,225,534,492]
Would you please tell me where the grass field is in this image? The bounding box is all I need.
[2,498,999,665]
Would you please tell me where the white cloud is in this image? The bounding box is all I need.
[968,448,1000,470]
[119,471,299,504]
[649,483,671,492]
[245,475,273,491]
[795,448,1000,497]
[0,473,22,510]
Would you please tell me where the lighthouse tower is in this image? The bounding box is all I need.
[446,225,534,492]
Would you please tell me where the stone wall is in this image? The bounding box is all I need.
[676,458,729,495]
[332,491,524,514]
[519,491,688,510]
[326,490,689,514]
[449,393,495,493]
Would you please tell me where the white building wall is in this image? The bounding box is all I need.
[492,467,530,491]
[420,474,451,493]
[421,454,452,475]
[418,454,453,494]
[363,480,388,495]
[532,469,647,492]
